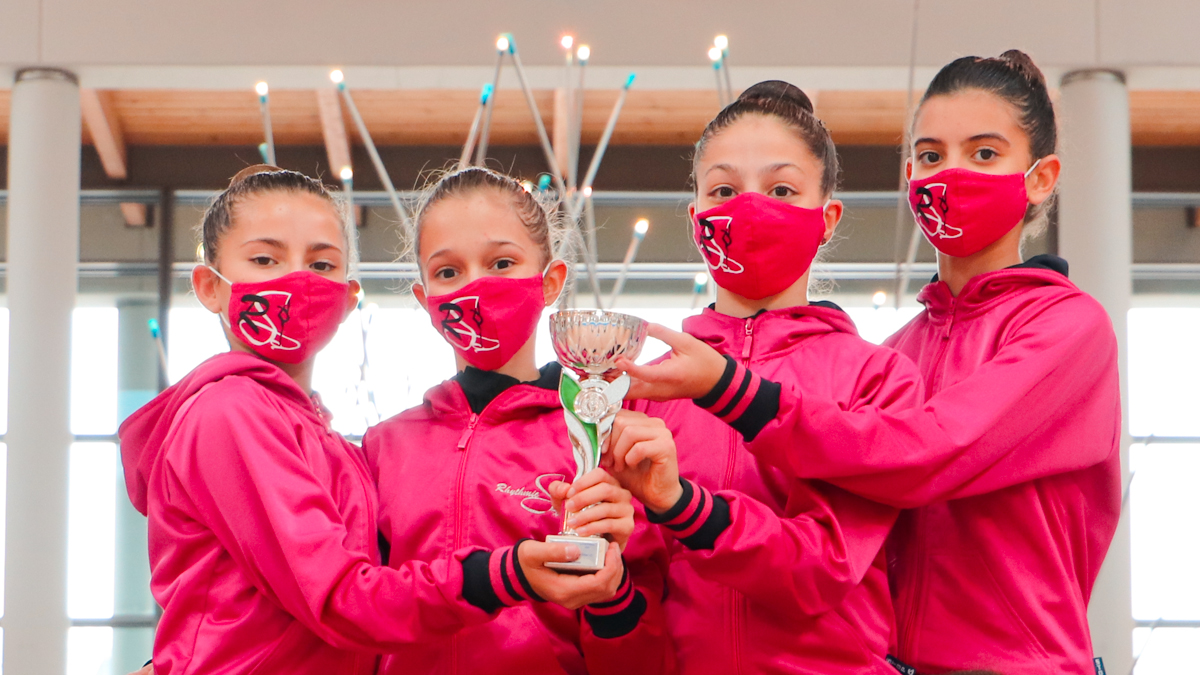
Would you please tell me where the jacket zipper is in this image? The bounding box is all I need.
[726,317,755,673]
[902,301,956,660]
[450,412,480,675]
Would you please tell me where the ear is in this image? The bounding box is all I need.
[904,157,913,181]
[1026,154,1061,206]
[687,202,697,221]
[412,281,429,313]
[343,280,362,319]
[542,259,569,306]
[192,264,226,315]
[821,199,844,245]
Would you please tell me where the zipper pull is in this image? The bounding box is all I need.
[741,319,754,361]
[458,414,479,450]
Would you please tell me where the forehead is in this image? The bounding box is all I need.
[698,114,820,174]
[227,191,344,240]
[913,89,1026,142]
[418,189,534,254]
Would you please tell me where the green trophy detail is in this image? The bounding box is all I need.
[544,369,630,572]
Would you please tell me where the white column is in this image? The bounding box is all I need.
[1058,68,1134,675]
[4,68,80,675]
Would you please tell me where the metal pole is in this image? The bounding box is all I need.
[506,37,569,198]
[571,74,635,221]
[475,46,506,166]
[257,87,276,166]
[892,0,921,308]
[113,299,159,673]
[337,82,413,230]
[460,84,492,167]
[157,189,175,390]
[4,66,80,675]
[1059,68,1134,675]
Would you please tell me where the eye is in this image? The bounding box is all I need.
[494,258,516,271]
[770,185,796,198]
[311,261,336,272]
[434,267,457,280]
[974,147,998,161]
[917,150,941,165]
[250,255,274,266]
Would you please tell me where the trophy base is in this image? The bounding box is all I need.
[544,534,608,573]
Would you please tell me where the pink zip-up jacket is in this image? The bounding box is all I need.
[119,352,498,675]
[734,257,1122,674]
[631,303,924,674]
[361,362,675,675]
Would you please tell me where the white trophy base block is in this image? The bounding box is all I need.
[544,534,608,573]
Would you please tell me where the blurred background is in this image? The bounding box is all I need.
[1,1,1199,673]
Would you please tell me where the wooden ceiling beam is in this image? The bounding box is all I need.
[81,88,149,226]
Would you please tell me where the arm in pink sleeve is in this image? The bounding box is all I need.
[169,383,493,652]
[736,297,1119,508]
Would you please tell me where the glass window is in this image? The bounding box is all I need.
[1133,627,1200,674]
[71,308,118,436]
[1128,308,1200,437]
[68,443,117,620]
[1130,442,1200,622]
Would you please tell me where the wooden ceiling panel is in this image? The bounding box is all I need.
[1130,91,1200,146]
[0,88,1197,149]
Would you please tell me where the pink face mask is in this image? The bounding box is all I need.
[907,161,1040,258]
[693,192,829,300]
[209,268,351,364]
[425,272,547,371]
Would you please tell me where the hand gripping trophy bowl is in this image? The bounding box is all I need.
[545,309,648,572]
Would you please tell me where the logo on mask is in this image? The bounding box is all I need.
[438,295,501,354]
[495,473,567,515]
[911,183,962,240]
[697,216,745,274]
[237,291,301,351]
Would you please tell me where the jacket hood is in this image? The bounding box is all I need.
[918,254,1078,318]
[683,303,858,359]
[118,351,316,514]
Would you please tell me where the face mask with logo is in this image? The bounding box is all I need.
[208,267,350,364]
[693,192,829,300]
[424,271,548,371]
[907,160,1041,258]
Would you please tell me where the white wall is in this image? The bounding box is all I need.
[1,0,1199,89]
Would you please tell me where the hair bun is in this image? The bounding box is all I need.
[230,164,285,187]
[998,50,1047,89]
[737,80,814,114]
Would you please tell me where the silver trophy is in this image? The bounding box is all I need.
[545,309,648,572]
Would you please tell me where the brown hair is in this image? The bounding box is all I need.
[199,165,357,272]
[409,166,563,276]
[693,80,839,196]
[915,49,1057,235]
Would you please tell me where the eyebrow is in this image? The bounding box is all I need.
[425,239,523,262]
[705,163,739,177]
[309,242,342,254]
[762,162,804,175]
[242,237,285,249]
[914,133,1010,146]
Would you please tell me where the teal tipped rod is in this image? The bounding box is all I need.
[571,72,636,221]
[255,81,276,165]
[505,35,568,198]
[460,83,493,166]
[147,318,169,376]
[334,75,413,230]
[476,36,511,164]
[257,143,270,164]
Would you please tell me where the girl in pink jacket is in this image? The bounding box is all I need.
[622,52,1121,675]
[599,81,927,673]
[360,167,674,675]
[120,166,628,675]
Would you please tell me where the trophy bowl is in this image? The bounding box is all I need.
[550,309,648,383]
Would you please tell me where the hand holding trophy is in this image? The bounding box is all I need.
[545,309,647,571]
